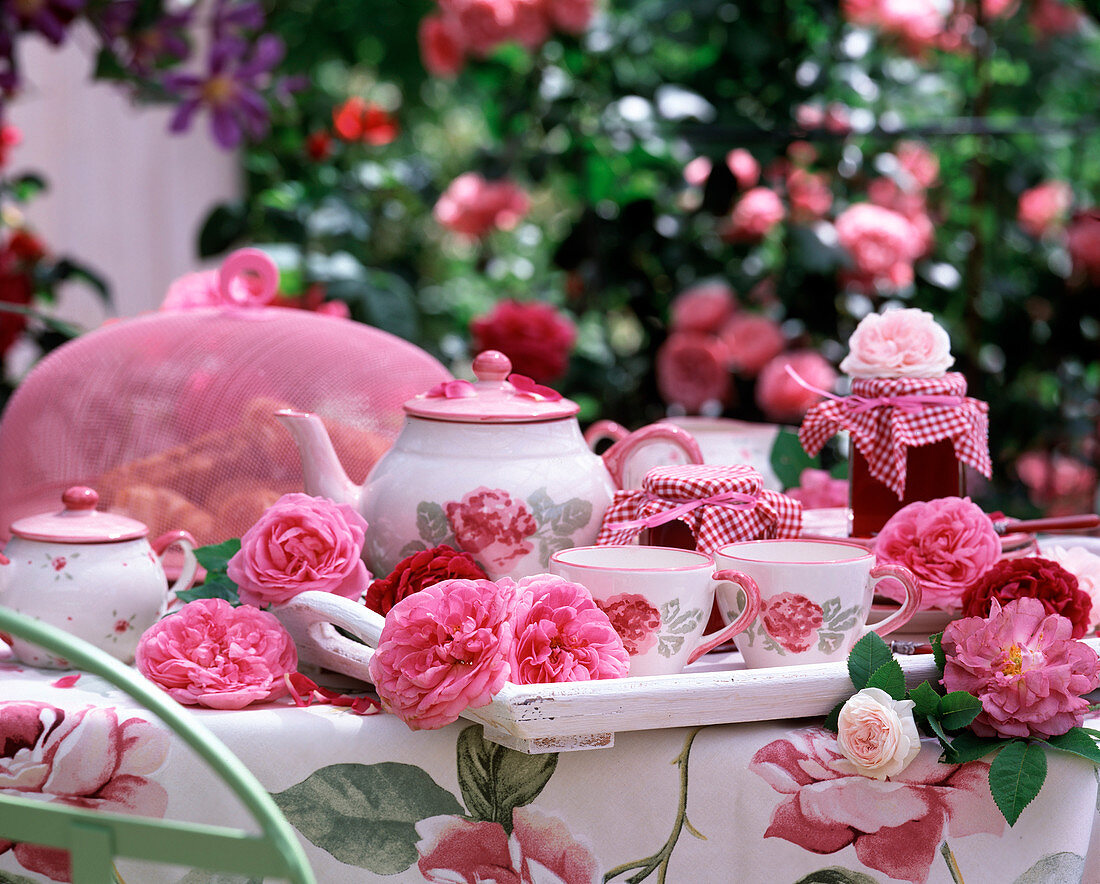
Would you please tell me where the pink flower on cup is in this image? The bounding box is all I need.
[942,597,1100,739]
[751,727,1004,884]
[836,687,922,781]
[761,592,824,653]
[721,186,786,243]
[434,172,531,240]
[718,312,785,377]
[755,350,837,422]
[835,202,920,292]
[597,592,661,656]
[839,307,954,378]
[445,486,539,573]
[507,575,629,684]
[1017,180,1072,238]
[0,701,169,881]
[470,299,577,382]
[368,578,516,730]
[227,492,370,608]
[135,598,298,710]
[656,331,733,413]
[669,281,737,334]
[416,806,600,883]
[874,497,1001,611]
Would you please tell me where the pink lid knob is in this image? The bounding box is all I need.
[62,486,99,512]
[472,350,512,382]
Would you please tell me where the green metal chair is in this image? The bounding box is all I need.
[0,605,316,884]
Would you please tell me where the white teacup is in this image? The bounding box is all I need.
[714,539,921,668]
[549,545,760,677]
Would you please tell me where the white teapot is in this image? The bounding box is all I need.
[0,486,198,668]
[278,350,702,580]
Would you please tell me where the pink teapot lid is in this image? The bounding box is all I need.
[403,351,580,423]
[10,486,148,543]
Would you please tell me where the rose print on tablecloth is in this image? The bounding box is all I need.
[0,700,169,882]
[750,726,1004,884]
[597,593,661,656]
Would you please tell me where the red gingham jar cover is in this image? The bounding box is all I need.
[596,463,803,552]
[798,372,991,499]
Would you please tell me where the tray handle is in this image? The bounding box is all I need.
[272,592,385,682]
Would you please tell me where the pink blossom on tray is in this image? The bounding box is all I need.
[368,578,516,730]
[873,497,1001,611]
[227,492,370,608]
[941,596,1100,739]
[506,574,629,684]
[135,598,298,710]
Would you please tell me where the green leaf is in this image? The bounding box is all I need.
[456,725,558,833]
[769,427,819,491]
[0,871,48,884]
[938,691,984,731]
[8,173,47,202]
[272,762,463,873]
[194,538,242,574]
[1046,728,1100,764]
[416,501,453,547]
[823,699,845,732]
[930,632,946,673]
[550,497,593,536]
[989,741,1048,826]
[1011,852,1086,884]
[792,869,880,884]
[943,730,1002,764]
[847,632,894,691]
[909,681,942,718]
[175,573,240,605]
[925,714,954,753]
[49,258,112,305]
[865,659,906,701]
[198,203,249,257]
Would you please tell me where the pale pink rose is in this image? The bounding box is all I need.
[785,467,849,509]
[839,307,954,378]
[1043,545,1100,634]
[718,312,786,377]
[943,597,1100,739]
[1067,210,1100,285]
[866,177,935,258]
[135,598,298,710]
[836,687,922,781]
[445,486,539,573]
[1017,180,1073,238]
[434,172,531,239]
[755,350,837,423]
[786,168,832,223]
[895,140,939,190]
[417,805,600,883]
[835,203,920,292]
[669,281,737,334]
[1030,0,1083,36]
[683,156,712,187]
[470,299,576,381]
[982,0,1019,16]
[546,0,594,34]
[506,574,629,684]
[227,493,370,607]
[0,701,169,881]
[725,148,761,189]
[419,14,466,78]
[656,331,733,413]
[368,578,516,730]
[874,497,1001,610]
[751,727,1004,884]
[722,187,785,243]
[795,103,827,129]
[1016,451,1098,516]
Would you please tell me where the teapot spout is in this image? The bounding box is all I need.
[275,410,362,511]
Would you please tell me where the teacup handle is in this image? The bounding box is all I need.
[864,563,922,639]
[686,569,761,665]
[152,530,199,598]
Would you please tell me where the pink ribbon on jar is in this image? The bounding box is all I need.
[784,365,964,414]
[605,489,760,533]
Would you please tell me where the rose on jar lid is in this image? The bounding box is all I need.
[839,307,954,379]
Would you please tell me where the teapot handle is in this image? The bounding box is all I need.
[152,530,199,599]
[602,424,704,489]
[583,420,629,450]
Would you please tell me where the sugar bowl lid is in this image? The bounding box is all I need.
[10,486,148,543]
[403,350,580,423]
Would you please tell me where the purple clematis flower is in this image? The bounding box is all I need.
[164,33,284,149]
[3,0,85,45]
[211,0,266,38]
[94,0,193,73]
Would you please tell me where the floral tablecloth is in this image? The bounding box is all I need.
[2,659,1099,884]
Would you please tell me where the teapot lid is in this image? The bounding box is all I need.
[10,486,148,543]
[403,351,580,423]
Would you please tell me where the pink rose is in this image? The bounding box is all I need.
[718,312,785,377]
[786,168,832,223]
[943,597,1100,739]
[873,497,1001,610]
[0,701,169,882]
[683,155,712,187]
[785,467,849,509]
[895,140,939,190]
[755,350,837,422]
[547,0,594,34]
[835,203,921,292]
[597,592,661,656]
[507,574,629,684]
[866,177,935,258]
[795,102,852,133]
[721,187,786,243]
[1016,451,1098,516]
[669,281,737,334]
[761,591,824,653]
[227,493,370,607]
[444,0,514,56]
[434,172,531,239]
[656,331,733,414]
[470,299,577,382]
[839,307,954,378]
[836,687,922,781]
[842,0,945,53]
[368,578,516,730]
[419,14,466,78]
[1067,210,1100,285]
[445,486,538,574]
[417,806,600,883]
[135,598,298,709]
[1043,545,1100,634]
[1017,180,1072,238]
[508,0,551,49]
[725,148,761,189]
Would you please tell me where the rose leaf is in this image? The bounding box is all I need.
[930,631,946,673]
[175,573,240,605]
[1046,728,1100,764]
[989,741,1048,827]
[847,632,893,691]
[944,729,1002,764]
[865,659,906,701]
[937,691,984,731]
[792,868,880,884]
[823,699,845,732]
[909,681,941,718]
[194,538,242,575]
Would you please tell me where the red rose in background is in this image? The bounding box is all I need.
[960,557,1092,639]
[434,172,531,239]
[333,97,399,145]
[761,592,824,653]
[470,298,576,381]
[304,130,332,161]
[0,123,20,167]
[365,544,488,615]
[1067,209,1100,285]
[656,331,732,414]
[597,592,662,656]
[444,486,538,573]
[0,229,43,358]
[546,0,595,34]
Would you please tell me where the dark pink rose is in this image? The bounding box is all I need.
[470,298,577,382]
[1016,451,1098,516]
[761,592,824,653]
[1030,0,1083,36]
[669,281,737,334]
[419,13,466,77]
[721,187,786,243]
[365,544,488,616]
[508,0,551,49]
[835,202,921,291]
[597,592,661,656]
[960,557,1091,639]
[0,701,169,881]
[227,492,370,607]
[656,331,733,414]
[751,727,1004,884]
[755,350,837,422]
[434,172,531,239]
[445,486,538,573]
[786,168,832,223]
[444,0,514,56]
[725,148,761,189]
[718,312,786,377]
[546,0,594,34]
[136,599,298,710]
[1067,209,1100,285]
[1017,180,1072,238]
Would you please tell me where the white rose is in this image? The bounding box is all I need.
[839,308,954,378]
[836,687,922,780]
[1042,545,1100,633]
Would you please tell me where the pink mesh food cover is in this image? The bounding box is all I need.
[0,251,449,545]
